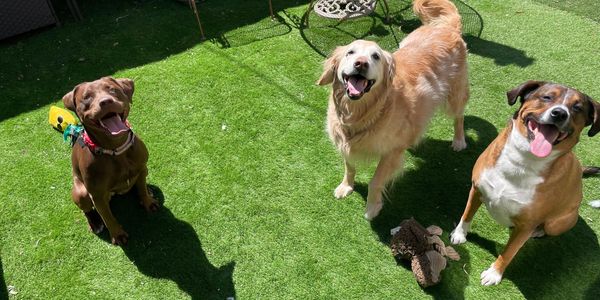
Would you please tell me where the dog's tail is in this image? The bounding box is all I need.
[583,166,600,177]
[413,0,462,33]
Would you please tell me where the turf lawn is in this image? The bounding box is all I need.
[1,0,599,299]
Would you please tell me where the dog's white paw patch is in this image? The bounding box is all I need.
[364,201,383,221]
[480,266,503,286]
[450,220,470,244]
[531,228,546,238]
[450,229,467,245]
[452,138,467,151]
[334,184,354,198]
[589,200,600,208]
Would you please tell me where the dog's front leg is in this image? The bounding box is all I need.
[365,149,405,220]
[91,192,128,246]
[334,159,356,198]
[481,225,535,286]
[135,166,159,212]
[450,185,482,244]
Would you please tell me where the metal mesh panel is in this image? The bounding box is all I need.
[0,0,57,40]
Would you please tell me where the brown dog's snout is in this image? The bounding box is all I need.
[99,97,115,107]
[354,58,369,70]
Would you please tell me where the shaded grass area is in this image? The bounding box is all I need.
[1,0,599,299]
[533,0,600,22]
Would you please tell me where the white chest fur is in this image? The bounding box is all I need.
[477,122,558,227]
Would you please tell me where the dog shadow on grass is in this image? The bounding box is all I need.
[102,185,236,300]
[503,217,600,299]
[353,115,498,298]
[0,257,7,300]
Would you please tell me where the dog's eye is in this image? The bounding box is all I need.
[372,53,380,60]
[347,50,354,56]
[572,103,583,112]
[81,95,92,107]
[541,95,552,102]
[109,88,118,95]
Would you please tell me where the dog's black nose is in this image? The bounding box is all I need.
[99,98,114,107]
[550,107,568,122]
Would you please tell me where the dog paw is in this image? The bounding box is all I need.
[110,229,129,246]
[531,227,546,238]
[141,197,160,212]
[450,220,470,244]
[334,184,354,198]
[450,228,467,244]
[84,210,105,234]
[364,201,383,221]
[480,265,503,286]
[452,138,467,151]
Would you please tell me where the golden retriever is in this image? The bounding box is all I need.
[318,0,469,220]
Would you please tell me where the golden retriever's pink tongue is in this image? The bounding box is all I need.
[347,77,367,97]
[529,122,558,158]
[100,115,129,135]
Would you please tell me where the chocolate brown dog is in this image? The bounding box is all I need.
[62,76,159,245]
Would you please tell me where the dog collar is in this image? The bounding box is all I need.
[80,130,135,156]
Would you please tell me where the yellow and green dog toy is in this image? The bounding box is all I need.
[48,105,83,146]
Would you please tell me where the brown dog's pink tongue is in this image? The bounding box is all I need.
[529,122,558,158]
[100,115,129,135]
[347,77,367,97]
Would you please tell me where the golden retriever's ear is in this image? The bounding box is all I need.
[62,83,83,112]
[585,96,600,137]
[116,78,134,101]
[383,50,395,86]
[317,46,346,86]
[506,80,546,106]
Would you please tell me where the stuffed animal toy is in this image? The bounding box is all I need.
[390,218,460,287]
[48,105,78,132]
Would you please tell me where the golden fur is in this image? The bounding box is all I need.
[318,0,469,219]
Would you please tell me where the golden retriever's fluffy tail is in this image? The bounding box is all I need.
[413,0,462,33]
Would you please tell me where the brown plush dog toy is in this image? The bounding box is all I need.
[390,218,460,287]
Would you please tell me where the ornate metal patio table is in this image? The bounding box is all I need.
[305,0,390,25]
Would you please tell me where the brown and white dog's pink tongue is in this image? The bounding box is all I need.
[100,115,129,135]
[529,121,558,158]
[347,77,368,97]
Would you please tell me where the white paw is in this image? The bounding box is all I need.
[452,138,467,151]
[364,201,383,221]
[531,228,546,238]
[450,229,467,244]
[480,266,503,286]
[334,184,354,199]
[450,220,470,244]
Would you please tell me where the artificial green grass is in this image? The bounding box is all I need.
[1,0,599,299]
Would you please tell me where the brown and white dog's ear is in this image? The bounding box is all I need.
[317,46,346,86]
[585,96,600,137]
[115,78,134,101]
[506,80,546,106]
[62,83,83,112]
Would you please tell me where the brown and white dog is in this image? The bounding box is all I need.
[450,81,600,285]
[318,0,469,219]
[62,77,159,245]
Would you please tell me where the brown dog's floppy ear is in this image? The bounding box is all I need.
[317,46,346,86]
[116,78,134,101]
[62,83,82,112]
[585,96,600,137]
[506,80,545,106]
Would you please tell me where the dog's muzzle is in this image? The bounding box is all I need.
[342,73,375,100]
